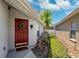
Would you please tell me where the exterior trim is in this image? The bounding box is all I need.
[4,0,44,26]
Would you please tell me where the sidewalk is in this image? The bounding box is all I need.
[6,49,36,58]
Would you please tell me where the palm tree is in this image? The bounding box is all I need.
[40,9,52,31]
[40,10,52,57]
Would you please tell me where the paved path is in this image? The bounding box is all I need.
[6,49,36,58]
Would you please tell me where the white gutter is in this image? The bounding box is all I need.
[4,0,32,18]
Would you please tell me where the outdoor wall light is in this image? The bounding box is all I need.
[30,24,33,29]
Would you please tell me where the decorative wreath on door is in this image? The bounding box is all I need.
[18,23,25,29]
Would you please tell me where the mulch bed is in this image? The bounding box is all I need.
[31,32,50,58]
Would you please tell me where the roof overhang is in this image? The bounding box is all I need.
[55,7,79,27]
[4,0,44,26]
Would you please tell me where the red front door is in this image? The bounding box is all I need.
[15,19,28,51]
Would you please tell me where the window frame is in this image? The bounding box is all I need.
[70,22,76,42]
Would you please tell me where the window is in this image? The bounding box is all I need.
[70,22,76,42]
[70,30,76,38]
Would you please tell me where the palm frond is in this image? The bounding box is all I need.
[40,9,52,29]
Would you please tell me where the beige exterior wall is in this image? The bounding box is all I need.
[55,12,79,57]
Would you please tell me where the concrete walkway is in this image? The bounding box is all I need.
[6,49,36,58]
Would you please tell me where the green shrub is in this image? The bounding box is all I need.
[49,34,68,58]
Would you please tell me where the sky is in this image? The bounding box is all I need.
[27,0,79,24]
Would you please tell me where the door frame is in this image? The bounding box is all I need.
[15,18,29,47]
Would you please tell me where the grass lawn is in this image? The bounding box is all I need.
[49,33,68,58]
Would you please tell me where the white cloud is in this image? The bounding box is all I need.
[27,0,33,3]
[38,0,49,3]
[39,0,60,10]
[39,0,71,11]
[27,0,79,11]
[65,0,79,15]
[27,0,39,5]
[39,0,60,11]
[76,0,79,7]
[56,0,71,9]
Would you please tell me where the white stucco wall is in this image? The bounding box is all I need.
[8,7,41,49]
[0,0,9,57]
[0,0,44,57]
[39,24,44,36]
